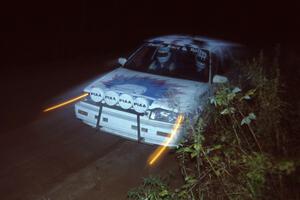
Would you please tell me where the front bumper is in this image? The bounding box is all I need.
[75,101,183,147]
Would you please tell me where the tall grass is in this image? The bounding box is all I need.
[128,52,298,200]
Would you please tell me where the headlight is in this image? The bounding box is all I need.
[149,108,178,123]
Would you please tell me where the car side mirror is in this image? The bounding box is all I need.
[118,57,127,66]
[212,75,228,84]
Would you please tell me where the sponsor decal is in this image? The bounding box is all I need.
[90,87,104,102]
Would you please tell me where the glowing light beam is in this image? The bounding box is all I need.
[43,93,88,112]
[148,115,184,166]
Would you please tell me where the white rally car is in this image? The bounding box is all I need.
[75,35,243,146]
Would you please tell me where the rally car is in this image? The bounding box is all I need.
[75,35,243,146]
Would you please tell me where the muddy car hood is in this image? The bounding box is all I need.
[84,68,209,113]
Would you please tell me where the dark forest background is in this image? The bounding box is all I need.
[1,1,299,66]
[0,0,299,132]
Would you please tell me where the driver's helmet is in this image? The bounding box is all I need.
[195,49,208,71]
[157,46,171,64]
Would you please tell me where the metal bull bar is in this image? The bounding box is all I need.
[95,102,145,142]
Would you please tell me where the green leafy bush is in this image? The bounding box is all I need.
[128,176,173,200]
[128,52,298,200]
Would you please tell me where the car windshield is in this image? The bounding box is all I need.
[124,44,210,82]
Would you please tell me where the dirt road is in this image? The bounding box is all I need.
[0,104,178,200]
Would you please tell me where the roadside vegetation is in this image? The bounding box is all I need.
[127,49,299,200]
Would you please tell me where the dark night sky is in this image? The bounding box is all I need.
[1,0,299,67]
[0,0,299,132]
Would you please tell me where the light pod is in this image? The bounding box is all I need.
[90,87,104,102]
[133,97,149,113]
[104,91,119,106]
[119,93,134,109]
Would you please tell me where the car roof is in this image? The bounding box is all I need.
[146,35,242,52]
